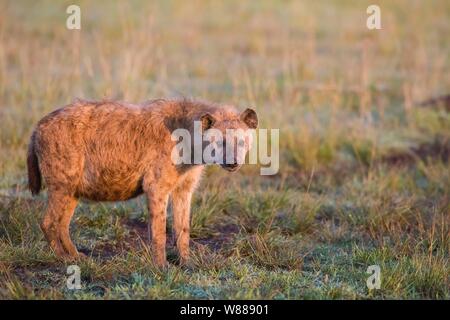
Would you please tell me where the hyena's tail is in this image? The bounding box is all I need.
[27,131,42,196]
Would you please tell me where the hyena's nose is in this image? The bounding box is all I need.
[224,163,239,169]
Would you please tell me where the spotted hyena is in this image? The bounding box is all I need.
[27,99,258,267]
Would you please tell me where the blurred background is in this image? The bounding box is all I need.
[0,1,448,299]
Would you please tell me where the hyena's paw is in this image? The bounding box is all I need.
[178,254,192,267]
[74,251,87,260]
[58,251,87,263]
[152,257,169,271]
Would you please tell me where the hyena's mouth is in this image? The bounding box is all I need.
[221,163,241,172]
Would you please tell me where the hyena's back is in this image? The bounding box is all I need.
[29,100,171,201]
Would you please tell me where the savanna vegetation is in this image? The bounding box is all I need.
[0,0,448,299]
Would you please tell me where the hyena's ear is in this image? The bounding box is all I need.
[240,108,258,129]
[200,113,216,131]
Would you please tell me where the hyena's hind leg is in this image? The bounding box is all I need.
[41,191,80,259]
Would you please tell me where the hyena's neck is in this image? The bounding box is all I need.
[147,99,238,132]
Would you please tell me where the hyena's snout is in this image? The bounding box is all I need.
[220,143,246,172]
[222,162,241,172]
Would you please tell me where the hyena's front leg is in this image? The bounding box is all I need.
[171,169,202,265]
[172,186,193,265]
[146,190,169,268]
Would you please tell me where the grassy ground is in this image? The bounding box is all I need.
[0,0,449,299]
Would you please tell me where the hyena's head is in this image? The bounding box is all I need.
[200,107,258,172]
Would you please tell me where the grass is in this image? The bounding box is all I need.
[0,0,449,299]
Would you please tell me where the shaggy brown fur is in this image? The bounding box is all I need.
[27,98,257,266]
